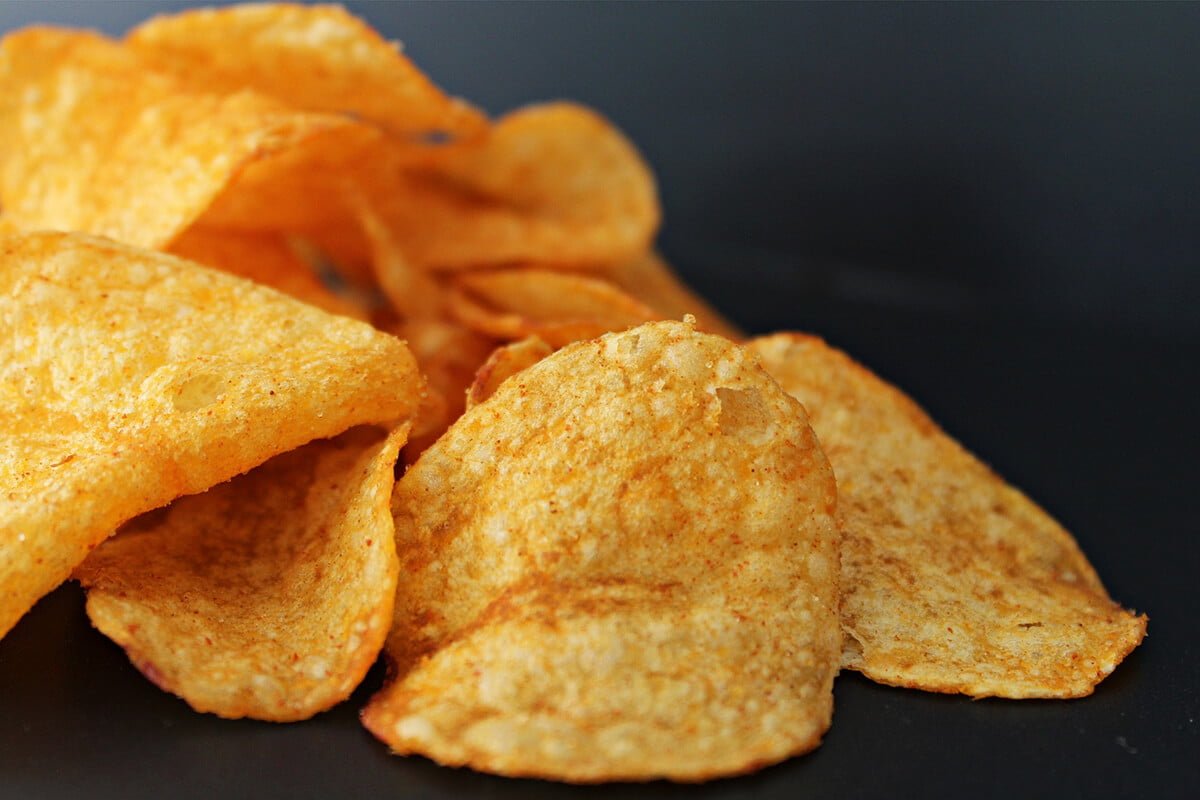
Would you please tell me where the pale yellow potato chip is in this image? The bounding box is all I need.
[75,426,407,721]
[0,27,353,249]
[364,320,840,782]
[169,226,367,320]
[748,333,1146,699]
[0,231,422,639]
[606,251,744,341]
[126,3,486,141]
[448,269,659,347]
[373,103,660,271]
[465,336,554,410]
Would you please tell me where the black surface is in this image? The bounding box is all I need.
[2,2,1199,798]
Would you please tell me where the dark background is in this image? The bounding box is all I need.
[1,3,1197,799]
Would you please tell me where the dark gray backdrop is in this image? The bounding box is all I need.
[2,0,1197,336]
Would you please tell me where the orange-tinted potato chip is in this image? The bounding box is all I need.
[448,269,658,347]
[357,198,445,321]
[748,333,1147,698]
[76,426,407,721]
[606,251,744,340]
[373,103,660,271]
[364,320,841,781]
[466,336,554,410]
[0,27,352,250]
[126,3,486,141]
[394,318,498,457]
[0,231,422,639]
[169,226,367,320]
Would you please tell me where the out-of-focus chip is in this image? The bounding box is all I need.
[169,226,367,320]
[373,103,660,271]
[606,251,744,341]
[126,3,486,141]
[394,318,497,457]
[448,269,658,347]
[0,231,423,639]
[0,27,352,249]
[748,333,1147,698]
[356,198,445,321]
[75,426,407,721]
[465,336,554,410]
[363,320,841,782]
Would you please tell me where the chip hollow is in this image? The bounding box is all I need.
[0,231,422,639]
[76,426,408,721]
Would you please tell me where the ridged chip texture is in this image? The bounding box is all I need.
[76,426,407,721]
[0,231,422,639]
[363,320,841,782]
[748,333,1146,698]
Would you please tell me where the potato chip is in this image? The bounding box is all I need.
[364,320,841,781]
[748,333,1147,698]
[448,269,659,347]
[606,251,744,341]
[168,226,367,320]
[356,197,445,321]
[75,426,407,721]
[0,231,422,639]
[373,103,660,271]
[466,336,554,410]
[126,3,486,141]
[0,27,353,250]
[394,318,497,457]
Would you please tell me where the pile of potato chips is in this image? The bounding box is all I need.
[0,4,1145,783]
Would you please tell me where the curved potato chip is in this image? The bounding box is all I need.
[356,197,445,321]
[394,319,497,457]
[0,231,422,639]
[374,103,660,270]
[126,3,486,140]
[466,336,554,410]
[364,320,841,782]
[748,333,1146,698]
[76,426,407,721]
[448,269,658,347]
[0,28,353,250]
[169,226,367,320]
[606,251,744,341]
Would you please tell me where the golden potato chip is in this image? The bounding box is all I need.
[364,320,841,782]
[126,3,486,141]
[0,231,422,639]
[448,269,659,347]
[75,426,407,721]
[356,197,445,321]
[0,27,353,249]
[748,333,1146,698]
[394,318,498,457]
[169,226,367,320]
[606,251,744,341]
[466,336,554,410]
[373,103,660,271]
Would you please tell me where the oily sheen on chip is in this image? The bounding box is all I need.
[749,333,1146,698]
[364,320,841,782]
[76,426,408,721]
[0,231,422,639]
